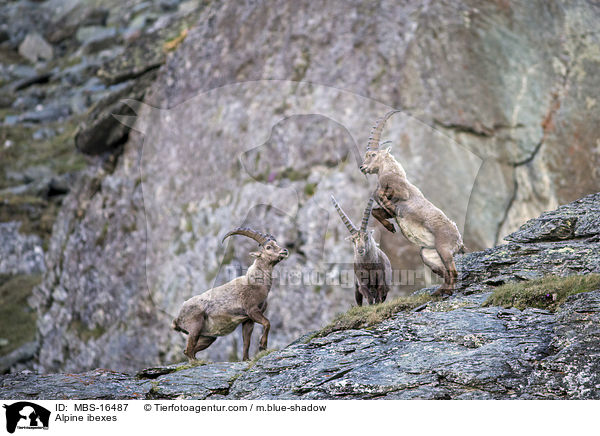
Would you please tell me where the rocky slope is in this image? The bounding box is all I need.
[2,193,599,399]
[2,0,600,372]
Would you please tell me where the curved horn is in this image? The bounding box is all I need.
[366,110,401,151]
[330,195,357,234]
[360,197,374,232]
[222,227,275,246]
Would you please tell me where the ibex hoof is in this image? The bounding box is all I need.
[184,351,196,361]
[382,223,396,233]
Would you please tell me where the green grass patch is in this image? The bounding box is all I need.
[174,360,209,371]
[247,348,277,368]
[483,274,600,312]
[0,119,86,190]
[280,167,309,182]
[313,293,433,339]
[95,222,110,246]
[0,274,42,355]
[0,193,60,241]
[304,182,317,197]
[68,318,106,342]
[0,119,86,241]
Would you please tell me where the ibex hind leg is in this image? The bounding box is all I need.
[184,316,205,361]
[420,248,446,277]
[193,336,217,355]
[242,319,254,361]
[356,281,375,305]
[354,287,364,306]
[420,248,452,297]
[377,284,389,304]
[434,243,458,296]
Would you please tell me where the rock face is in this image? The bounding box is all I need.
[144,0,600,249]
[227,291,600,400]
[26,0,600,372]
[3,193,600,399]
[18,32,53,63]
[458,193,600,287]
[0,0,210,370]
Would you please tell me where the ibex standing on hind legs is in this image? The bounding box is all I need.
[172,228,288,361]
[331,195,392,306]
[359,111,465,296]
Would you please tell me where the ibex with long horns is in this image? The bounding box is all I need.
[331,195,392,305]
[359,111,465,296]
[172,228,288,361]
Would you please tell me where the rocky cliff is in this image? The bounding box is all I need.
[1,0,600,372]
[0,0,208,370]
[1,193,600,400]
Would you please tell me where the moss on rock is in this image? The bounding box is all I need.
[0,120,85,190]
[313,293,433,338]
[484,274,600,312]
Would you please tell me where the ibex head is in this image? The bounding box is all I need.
[359,110,400,175]
[330,195,376,257]
[222,227,289,264]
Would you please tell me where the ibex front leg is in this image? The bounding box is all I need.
[247,307,270,351]
[372,207,396,233]
[374,187,396,213]
[372,188,396,233]
[241,319,255,361]
[184,317,204,361]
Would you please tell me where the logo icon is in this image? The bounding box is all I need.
[3,402,50,434]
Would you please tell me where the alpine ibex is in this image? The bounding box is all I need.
[331,195,392,305]
[359,111,465,296]
[172,228,289,361]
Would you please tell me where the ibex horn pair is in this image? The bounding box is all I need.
[222,227,275,246]
[330,195,374,234]
[366,110,401,151]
